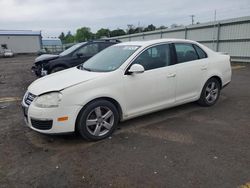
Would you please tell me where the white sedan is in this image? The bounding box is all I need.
[22,39,232,140]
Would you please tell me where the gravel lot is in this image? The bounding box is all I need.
[0,55,249,188]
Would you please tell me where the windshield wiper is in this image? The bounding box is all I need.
[83,66,92,72]
[77,64,91,71]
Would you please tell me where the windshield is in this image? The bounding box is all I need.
[59,43,85,56]
[82,45,140,72]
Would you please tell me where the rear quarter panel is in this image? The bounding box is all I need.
[207,53,232,87]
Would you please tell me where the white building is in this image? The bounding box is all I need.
[0,30,42,53]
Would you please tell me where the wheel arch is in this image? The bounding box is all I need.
[46,58,69,72]
[207,75,222,89]
[75,97,123,131]
[199,75,223,99]
[97,97,123,120]
[197,75,222,106]
[49,64,69,73]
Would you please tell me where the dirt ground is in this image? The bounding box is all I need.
[0,55,249,188]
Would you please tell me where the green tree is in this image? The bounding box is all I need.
[96,28,110,38]
[110,29,126,37]
[64,31,75,43]
[143,24,156,32]
[75,27,93,42]
[59,32,65,43]
[126,24,134,34]
[133,27,143,33]
[157,25,167,30]
[127,28,135,34]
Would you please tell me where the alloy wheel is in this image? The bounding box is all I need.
[205,82,219,103]
[86,106,114,137]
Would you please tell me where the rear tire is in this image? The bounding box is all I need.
[198,78,221,106]
[76,100,119,141]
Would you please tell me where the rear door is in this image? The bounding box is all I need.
[174,43,208,103]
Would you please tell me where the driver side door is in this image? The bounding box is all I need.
[71,43,99,66]
[123,44,176,118]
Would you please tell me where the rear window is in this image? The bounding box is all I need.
[194,45,207,59]
[99,43,113,51]
[175,43,199,63]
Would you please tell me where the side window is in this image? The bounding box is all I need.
[194,45,207,59]
[132,44,171,71]
[75,43,99,57]
[175,43,199,63]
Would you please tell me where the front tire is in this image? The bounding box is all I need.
[50,66,66,74]
[198,78,221,106]
[76,100,119,141]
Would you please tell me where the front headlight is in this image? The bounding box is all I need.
[34,92,62,108]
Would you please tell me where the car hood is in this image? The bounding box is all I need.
[35,54,59,63]
[28,67,101,95]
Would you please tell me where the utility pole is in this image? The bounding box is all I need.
[190,15,195,25]
[214,10,217,21]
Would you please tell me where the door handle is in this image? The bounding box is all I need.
[201,66,207,71]
[167,73,176,78]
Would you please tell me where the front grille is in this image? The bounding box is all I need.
[24,92,36,106]
[31,118,53,130]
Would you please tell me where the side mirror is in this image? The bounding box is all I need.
[128,64,145,74]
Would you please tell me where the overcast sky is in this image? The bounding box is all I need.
[0,0,250,37]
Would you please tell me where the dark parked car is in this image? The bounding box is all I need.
[32,39,120,76]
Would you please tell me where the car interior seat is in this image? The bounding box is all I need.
[185,50,198,61]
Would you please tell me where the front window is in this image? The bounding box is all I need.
[59,43,85,56]
[73,43,99,57]
[132,44,171,71]
[82,45,140,72]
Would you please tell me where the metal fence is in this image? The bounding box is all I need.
[42,45,63,54]
[111,16,250,62]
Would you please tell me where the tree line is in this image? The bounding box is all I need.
[59,24,171,44]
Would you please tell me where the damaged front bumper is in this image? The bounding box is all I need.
[32,65,48,77]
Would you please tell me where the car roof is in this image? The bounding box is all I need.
[115,38,198,47]
[87,39,120,43]
[74,40,119,47]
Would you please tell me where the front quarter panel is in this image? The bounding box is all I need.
[60,69,127,119]
[45,58,69,71]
